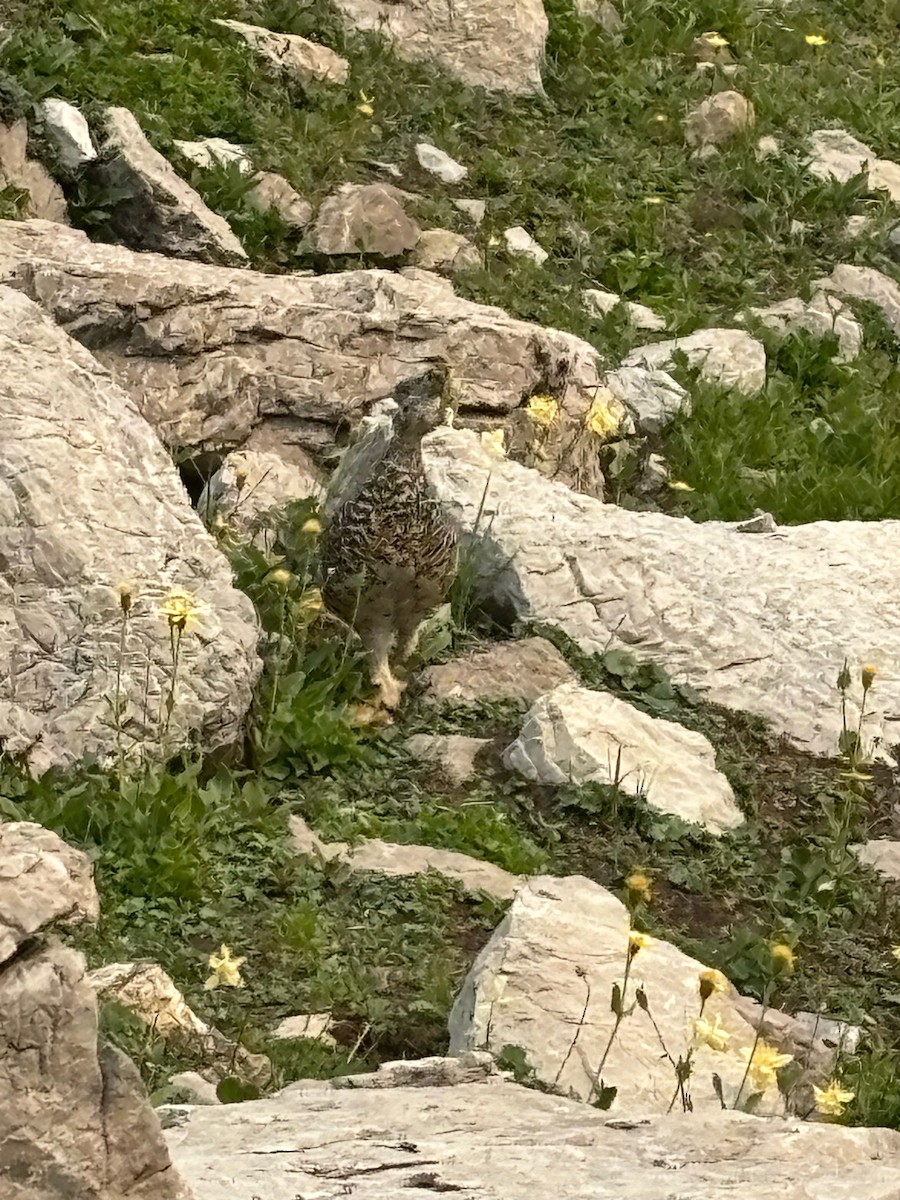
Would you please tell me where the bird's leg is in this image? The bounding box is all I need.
[363,624,406,711]
[392,618,426,668]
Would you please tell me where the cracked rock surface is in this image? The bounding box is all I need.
[0,283,260,772]
[425,429,900,757]
[0,823,189,1199]
[165,1066,900,1199]
[0,220,605,462]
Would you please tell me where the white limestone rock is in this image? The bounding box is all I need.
[313,182,422,255]
[173,137,253,173]
[415,142,468,184]
[746,293,862,362]
[247,171,313,228]
[582,286,667,331]
[165,1069,900,1199]
[624,327,766,393]
[815,263,900,337]
[0,284,260,772]
[413,228,482,273]
[808,129,900,201]
[213,18,349,85]
[0,119,67,222]
[197,447,323,548]
[604,366,689,433]
[684,90,754,148]
[504,225,548,264]
[423,429,900,758]
[40,98,96,170]
[505,684,743,834]
[331,0,547,95]
[405,733,490,783]
[289,815,523,901]
[449,875,794,1111]
[93,107,247,265]
[421,637,577,706]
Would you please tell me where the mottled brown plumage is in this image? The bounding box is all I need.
[321,369,458,710]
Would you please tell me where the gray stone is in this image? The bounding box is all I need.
[745,293,862,362]
[247,171,313,228]
[855,839,900,881]
[166,1069,900,1198]
[89,962,270,1087]
[582,287,666,331]
[405,733,490,783]
[504,225,548,264]
[92,108,247,265]
[331,0,547,95]
[0,284,260,772]
[815,264,900,337]
[0,825,188,1200]
[313,182,422,255]
[624,327,766,393]
[40,98,96,171]
[454,198,487,224]
[172,137,253,173]
[605,366,688,433]
[576,0,623,31]
[0,822,98,963]
[413,228,482,272]
[808,129,900,202]
[421,637,577,707]
[415,142,468,184]
[0,220,606,461]
[169,1072,221,1105]
[0,119,67,222]
[684,90,755,148]
[272,1013,336,1044]
[198,447,323,548]
[450,876,791,1112]
[505,684,743,834]
[213,18,349,85]
[424,429,900,758]
[289,815,523,900]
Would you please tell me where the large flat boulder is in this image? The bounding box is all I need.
[165,1065,900,1199]
[0,823,189,1199]
[331,0,547,95]
[0,221,606,460]
[449,875,777,1112]
[0,284,260,772]
[424,430,900,757]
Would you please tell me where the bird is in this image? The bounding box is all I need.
[320,367,459,714]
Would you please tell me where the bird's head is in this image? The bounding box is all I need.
[392,366,456,440]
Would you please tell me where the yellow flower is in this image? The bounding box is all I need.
[526,393,560,430]
[861,664,877,691]
[628,930,650,957]
[653,113,668,123]
[891,946,900,961]
[480,428,507,460]
[204,944,246,990]
[159,589,207,634]
[805,33,828,46]
[116,583,134,615]
[644,195,665,205]
[698,968,730,1000]
[667,479,695,492]
[701,31,730,49]
[357,91,374,117]
[739,1042,793,1089]
[302,518,323,535]
[234,466,248,493]
[812,1079,855,1117]
[299,587,324,613]
[584,390,621,439]
[693,1014,732,1052]
[269,567,293,587]
[625,871,652,903]
[771,942,795,972]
